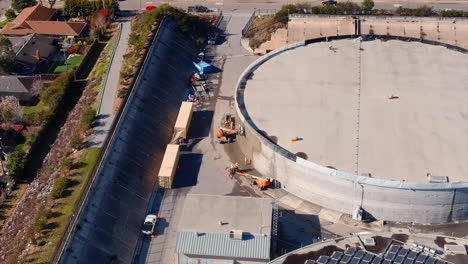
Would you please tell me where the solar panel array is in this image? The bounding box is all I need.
[304,245,449,264]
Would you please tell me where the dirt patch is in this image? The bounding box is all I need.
[244,15,285,51]
[434,236,457,248]
[391,233,409,243]
[296,152,308,160]
[283,245,344,264]
[444,253,468,264]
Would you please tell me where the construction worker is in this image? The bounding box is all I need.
[228,163,240,175]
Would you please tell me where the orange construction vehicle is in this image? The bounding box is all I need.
[216,127,239,143]
[217,114,245,143]
[227,163,273,190]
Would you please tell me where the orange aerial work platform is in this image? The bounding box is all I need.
[158,144,180,189]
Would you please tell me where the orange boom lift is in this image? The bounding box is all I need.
[226,163,273,190]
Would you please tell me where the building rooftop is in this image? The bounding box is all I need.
[0,5,86,36]
[176,231,271,260]
[0,75,35,94]
[244,39,468,183]
[176,195,273,260]
[13,34,56,65]
[269,232,468,264]
[178,194,273,235]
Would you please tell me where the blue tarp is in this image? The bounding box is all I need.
[193,60,214,74]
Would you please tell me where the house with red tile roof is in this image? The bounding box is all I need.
[0,5,86,37]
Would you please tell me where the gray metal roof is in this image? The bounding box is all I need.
[176,230,271,260]
[0,75,35,93]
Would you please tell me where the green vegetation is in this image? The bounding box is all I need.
[61,158,73,171]
[5,150,26,182]
[48,55,84,74]
[11,0,36,12]
[33,207,53,232]
[118,4,213,98]
[28,148,101,263]
[5,9,17,20]
[396,6,434,16]
[361,0,375,13]
[95,62,109,79]
[64,0,119,17]
[244,15,285,50]
[274,4,295,24]
[438,9,468,17]
[26,70,75,122]
[50,177,71,199]
[277,1,466,17]
[69,134,83,149]
[0,20,9,28]
[0,36,15,73]
[80,107,96,131]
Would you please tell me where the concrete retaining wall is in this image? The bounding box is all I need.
[287,15,468,51]
[235,39,468,224]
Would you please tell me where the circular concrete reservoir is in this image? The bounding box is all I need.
[235,37,468,223]
[243,39,468,183]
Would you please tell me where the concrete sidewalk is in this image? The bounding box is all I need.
[88,19,131,147]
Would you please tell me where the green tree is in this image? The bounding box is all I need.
[64,0,119,17]
[11,0,36,12]
[0,37,15,73]
[361,0,375,13]
[336,1,361,14]
[5,9,17,20]
[320,4,337,14]
[50,177,71,199]
[274,4,296,24]
[6,149,26,181]
[48,0,57,8]
[80,107,96,131]
[69,134,83,149]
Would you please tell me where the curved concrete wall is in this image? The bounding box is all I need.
[235,36,468,224]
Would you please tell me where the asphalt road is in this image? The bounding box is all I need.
[118,0,468,12]
[133,12,260,264]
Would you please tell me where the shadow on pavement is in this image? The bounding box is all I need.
[172,153,203,188]
[276,209,322,257]
[187,110,214,139]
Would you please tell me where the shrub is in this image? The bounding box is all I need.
[396,6,434,16]
[274,4,296,24]
[38,207,53,219]
[69,134,83,149]
[64,0,119,17]
[40,70,74,111]
[61,158,73,171]
[117,87,128,98]
[320,4,337,14]
[6,149,26,181]
[50,177,71,199]
[336,2,361,15]
[5,9,16,20]
[361,0,375,13]
[80,107,96,131]
[33,216,47,232]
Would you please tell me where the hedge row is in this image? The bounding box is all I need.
[64,0,119,18]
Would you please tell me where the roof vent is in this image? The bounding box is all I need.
[229,230,243,240]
